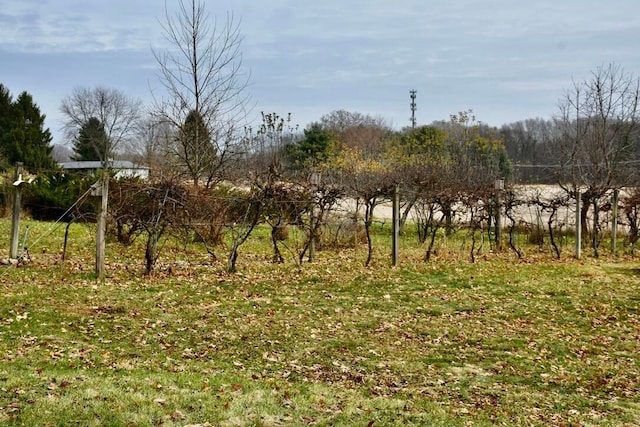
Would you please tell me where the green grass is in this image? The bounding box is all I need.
[0,220,639,425]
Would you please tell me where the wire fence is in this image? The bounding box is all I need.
[1,175,638,274]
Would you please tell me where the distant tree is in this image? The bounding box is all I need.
[406,111,510,242]
[499,118,557,164]
[556,64,640,193]
[0,86,56,171]
[51,144,73,163]
[177,110,214,185]
[320,109,390,155]
[434,111,512,184]
[0,85,13,168]
[554,63,640,250]
[152,0,251,187]
[249,112,297,175]
[388,125,448,233]
[127,116,177,178]
[499,118,559,182]
[71,117,109,162]
[60,86,142,167]
[285,122,335,169]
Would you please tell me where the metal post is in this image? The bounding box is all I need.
[10,162,23,259]
[611,189,619,255]
[392,185,400,266]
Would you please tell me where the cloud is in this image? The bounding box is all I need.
[500,79,570,93]
[2,0,640,137]
[0,0,166,54]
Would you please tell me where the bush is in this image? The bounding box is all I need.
[24,172,97,221]
[318,214,366,249]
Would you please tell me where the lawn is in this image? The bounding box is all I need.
[0,220,638,426]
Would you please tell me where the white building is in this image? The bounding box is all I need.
[58,160,150,180]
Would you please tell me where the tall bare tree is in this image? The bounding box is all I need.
[555,64,640,247]
[152,0,251,187]
[127,116,177,179]
[60,86,142,166]
[556,64,639,193]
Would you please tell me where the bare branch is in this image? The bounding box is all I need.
[151,0,252,186]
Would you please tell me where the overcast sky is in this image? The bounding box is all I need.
[1,0,639,146]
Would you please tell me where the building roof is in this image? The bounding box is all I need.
[59,160,149,170]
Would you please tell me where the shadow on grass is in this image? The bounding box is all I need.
[605,266,640,277]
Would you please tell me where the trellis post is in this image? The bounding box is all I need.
[93,171,109,279]
[10,162,23,259]
[575,190,582,260]
[392,185,400,266]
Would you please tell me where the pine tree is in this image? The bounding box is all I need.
[0,85,13,169]
[178,110,213,185]
[71,117,110,162]
[0,86,56,171]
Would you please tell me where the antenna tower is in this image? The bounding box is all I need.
[410,90,417,129]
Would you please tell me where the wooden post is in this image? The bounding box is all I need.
[494,179,504,251]
[575,190,582,260]
[392,185,400,266]
[10,162,23,259]
[95,171,109,279]
[309,208,316,262]
[611,189,619,255]
[309,172,321,263]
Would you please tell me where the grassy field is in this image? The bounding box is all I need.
[0,219,639,426]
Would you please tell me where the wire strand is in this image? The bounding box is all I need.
[26,185,95,251]
[0,184,96,280]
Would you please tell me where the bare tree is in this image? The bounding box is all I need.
[499,118,559,182]
[320,109,391,154]
[152,0,251,187]
[127,116,178,179]
[60,86,142,166]
[555,63,640,247]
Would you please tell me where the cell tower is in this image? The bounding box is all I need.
[410,90,417,129]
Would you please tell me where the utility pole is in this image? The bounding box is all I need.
[410,90,417,129]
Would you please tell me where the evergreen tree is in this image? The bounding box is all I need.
[178,110,213,185]
[285,123,336,168]
[71,117,110,162]
[0,86,56,171]
[0,85,13,169]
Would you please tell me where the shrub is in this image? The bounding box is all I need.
[318,214,366,249]
[24,171,97,221]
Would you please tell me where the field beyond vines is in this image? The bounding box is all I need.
[0,220,639,426]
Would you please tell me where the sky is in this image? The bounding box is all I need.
[1,0,639,147]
